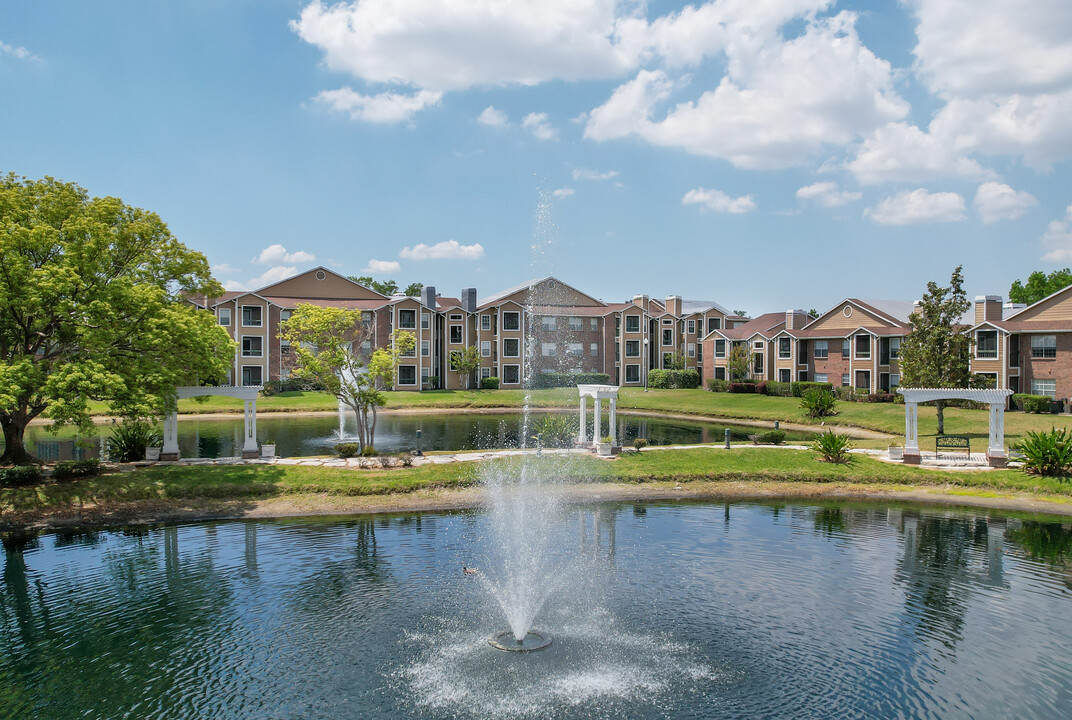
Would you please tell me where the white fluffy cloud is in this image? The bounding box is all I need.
[255,244,316,265]
[249,265,299,288]
[478,106,508,127]
[223,280,249,292]
[572,168,619,181]
[586,12,908,169]
[362,259,401,274]
[974,182,1038,224]
[865,188,967,225]
[521,112,557,140]
[314,87,442,123]
[0,39,35,61]
[1041,205,1072,262]
[796,182,862,207]
[847,122,993,185]
[682,188,756,214]
[552,188,575,199]
[399,240,484,261]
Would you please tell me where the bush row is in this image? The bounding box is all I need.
[481,376,499,389]
[529,372,610,389]
[0,465,42,487]
[53,459,101,481]
[1012,393,1055,413]
[261,378,326,395]
[647,369,701,389]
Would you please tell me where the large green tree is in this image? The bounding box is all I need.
[449,346,481,389]
[280,305,415,452]
[1009,268,1072,306]
[0,174,233,465]
[899,265,974,434]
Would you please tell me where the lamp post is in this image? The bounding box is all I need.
[643,337,650,392]
[415,428,423,456]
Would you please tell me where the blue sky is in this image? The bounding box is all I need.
[2,0,1071,315]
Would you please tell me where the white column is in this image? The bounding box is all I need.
[162,411,179,457]
[578,396,587,445]
[243,399,259,455]
[609,398,617,445]
[988,403,1006,457]
[905,402,919,452]
[594,398,602,442]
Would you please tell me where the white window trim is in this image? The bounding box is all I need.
[502,338,520,357]
[1032,379,1057,397]
[502,364,521,385]
[625,364,641,383]
[480,340,491,357]
[449,325,463,344]
[625,340,640,357]
[240,365,263,386]
[855,334,872,360]
[240,305,263,328]
[625,316,641,333]
[397,365,417,386]
[714,340,726,358]
[481,314,491,331]
[502,311,521,332]
[240,335,264,358]
[975,330,999,359]
[218,307,232,326]
[421,340,430,357]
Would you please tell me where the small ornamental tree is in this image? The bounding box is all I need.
[728,342,753,382]
[450,346,481,389]
[899,265,973,434]
[665,351,687,370]
[280,305,414,453]
[0,174,233,465]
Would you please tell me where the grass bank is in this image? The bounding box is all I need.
[3,448,1070,530]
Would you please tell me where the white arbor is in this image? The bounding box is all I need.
[161,385,263,460]
[577,384,621,447]
[896,387,1013,466]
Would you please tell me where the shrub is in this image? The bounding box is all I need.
[530,372,610,389]
[761,381,793,397]
[834,386,857,401]
[791,381,833,397]
[647,369,701,389]
[0,465,43,487]
[728,382,757,393]
[107,419,162,462]
[755,381,768,395]
[811,430,854,463]
[1015,428,1072,477]
[752,430,786,445]
[707,379,729,392]
[531,413,578,448]
[1013,394,1052,413]
[261,378,322,396]
[632,438,648,452]
[425,375,440,390]
[600,435,613,444]
[334,442,361,458]
[398,453,414,467]
[481,376,500,389]
[866,393,896,403]
[361,446,379,457]
[801,388,837,418]
[52,459,101,481]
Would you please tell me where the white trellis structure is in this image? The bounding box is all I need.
[577,384,620,447]
[897,387,1013,466]
[161,385,264,460]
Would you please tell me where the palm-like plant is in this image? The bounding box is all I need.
[800,388,837,419]
[1015,428,1072,478]
[811,430,854,463]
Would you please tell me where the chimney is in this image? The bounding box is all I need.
[633,294,649,309]
[421,285,437,310]
[461,287,477,314]
[974,295,1002,324]
[665,295,682,316]
[785,309,810,330]
[1003,302,1026,319]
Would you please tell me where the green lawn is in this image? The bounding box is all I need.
[3,448,1070,524]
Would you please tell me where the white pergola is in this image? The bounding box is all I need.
[577,384,620,447]
[897,387,1013,466]
[161,385,263,460]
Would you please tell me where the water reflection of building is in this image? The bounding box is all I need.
[577,506,617,558]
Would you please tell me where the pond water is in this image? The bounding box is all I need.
[14,412,816,460]
[2,501,1071,719]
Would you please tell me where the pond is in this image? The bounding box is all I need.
[2,501,1071,719]
[14,411,816,459]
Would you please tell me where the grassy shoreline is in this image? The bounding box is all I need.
[3,448,1071,531]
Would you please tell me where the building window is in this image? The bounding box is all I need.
[280,339,290,356]
[841,373,849,386]
[625,340,640,357]
[976,330,998,358]
[241,336,263,357]
[449,325,463,344]
[778,337,791,358]
[542,316,557,332]
[714,367,726,380]
[241,366,262,386]
[687,342,696,358]
[568,343,583,357]
[625,315,640,333]
[421,340,430,357]
[615,317,621,336]
[503,365,520,384]
[503,339,520,357]
[542,342,557,357]
[569,317,583,332]
[400,341,416,357]
[714,339,726,357]
[398,365,416,385]
[707,317,721,333]
[815,373,828,383]
[662,329,673,346]
[842,339,850,358]
[218,307,231,326]
[1032,379,1057,397]
[814,340,828,359]
[855,334,871,359]
[590,343,598,357]
[889,337,901,359]
[450,313,462,321]
[398,309,416,329]
[752,353,763,375]
[480,340,491,357]
[890,373,900,389]
[1031,335,1057,358]
[478,367,490,381]
[502,312,521,331]
[241,306,262,327]
[753,341,764,349]
[687,319,696,335]
[625,364,640,383]
[481,314,491,331]
[361,340,371,355]
[361,311,373,329]
[421,313,430,330]
[422,367,430,384]
[590,318,598,332]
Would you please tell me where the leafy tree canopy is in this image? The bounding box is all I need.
[1009,269,1072,306]
[348,276,424,297]
[0,174,233,464]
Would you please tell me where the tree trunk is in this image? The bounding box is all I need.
[936,401,945,435]
[369,406,378,451]
[0,414,37,466]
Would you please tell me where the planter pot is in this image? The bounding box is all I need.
[260,444,276,458]
[888,446,903,461]
[596,443,615,457]
[145,447,161,461]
